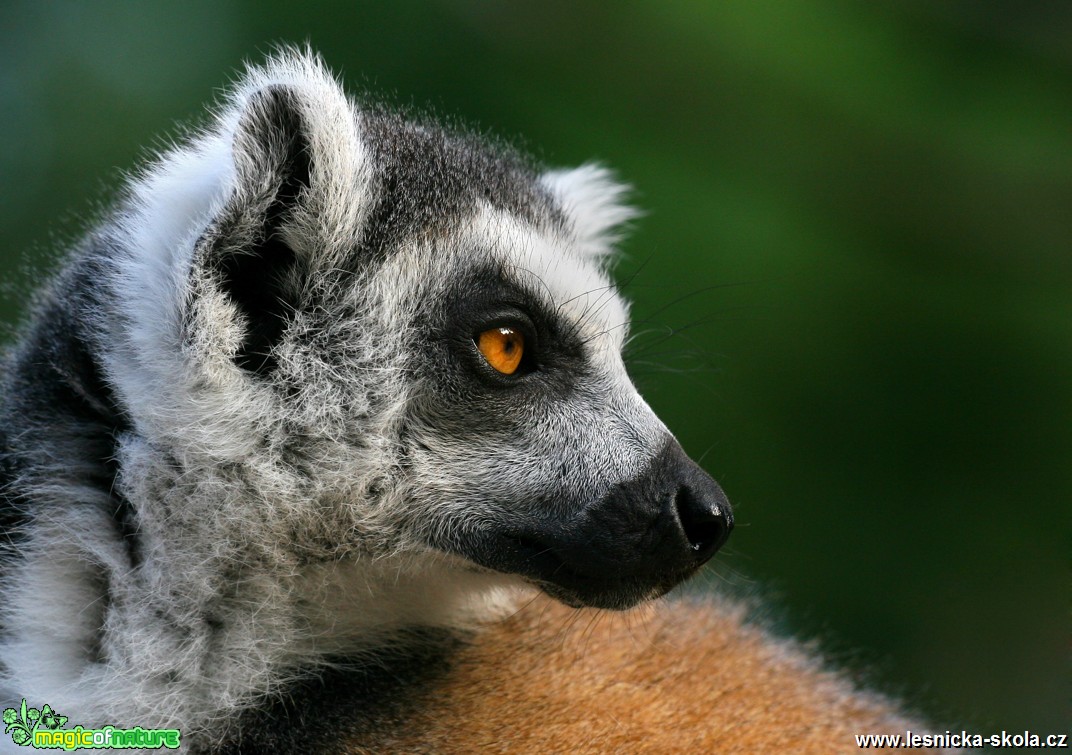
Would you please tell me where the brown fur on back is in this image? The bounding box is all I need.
[348,595,941,754]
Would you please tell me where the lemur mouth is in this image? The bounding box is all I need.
[504,533,578,580]
[492,530,700,610]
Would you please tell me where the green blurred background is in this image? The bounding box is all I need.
[1,0,1068,735]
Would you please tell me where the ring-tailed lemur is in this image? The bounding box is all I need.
[1,50,931,753]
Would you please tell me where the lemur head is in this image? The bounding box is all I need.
[103,50,731,614]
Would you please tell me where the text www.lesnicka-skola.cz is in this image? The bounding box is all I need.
[855,730,1069,749]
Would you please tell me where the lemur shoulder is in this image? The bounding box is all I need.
[0,50,941,753]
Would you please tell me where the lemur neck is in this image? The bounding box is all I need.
[295,555,525,655]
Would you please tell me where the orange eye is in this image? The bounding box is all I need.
[477,327,525,375]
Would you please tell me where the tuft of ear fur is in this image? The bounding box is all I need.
[541,164,640,263]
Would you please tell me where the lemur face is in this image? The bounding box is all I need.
[108,56,730,614]
[394,207,732,609]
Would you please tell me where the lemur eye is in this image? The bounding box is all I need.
[477,327,525,375]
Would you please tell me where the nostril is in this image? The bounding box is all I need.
[674,483,732,562]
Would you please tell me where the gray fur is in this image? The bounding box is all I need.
[0,49,729,752]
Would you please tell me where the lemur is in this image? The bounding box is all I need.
[0,50,937,753]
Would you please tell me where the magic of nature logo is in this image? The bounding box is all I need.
[4,699,180,750]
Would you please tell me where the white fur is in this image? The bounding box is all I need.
[541,164,640,264]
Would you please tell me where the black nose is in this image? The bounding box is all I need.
[672,452,733,566]
[559,438,733,579]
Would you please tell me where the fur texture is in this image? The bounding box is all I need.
[346,596,920,754]
[0,48,934,753]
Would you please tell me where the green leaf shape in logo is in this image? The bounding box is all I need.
[39,705,68,730]
[5,699,40,747]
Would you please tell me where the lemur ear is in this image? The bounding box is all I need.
[209,86,310,373]
[194,52,370,374]
[541,164,640,264]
